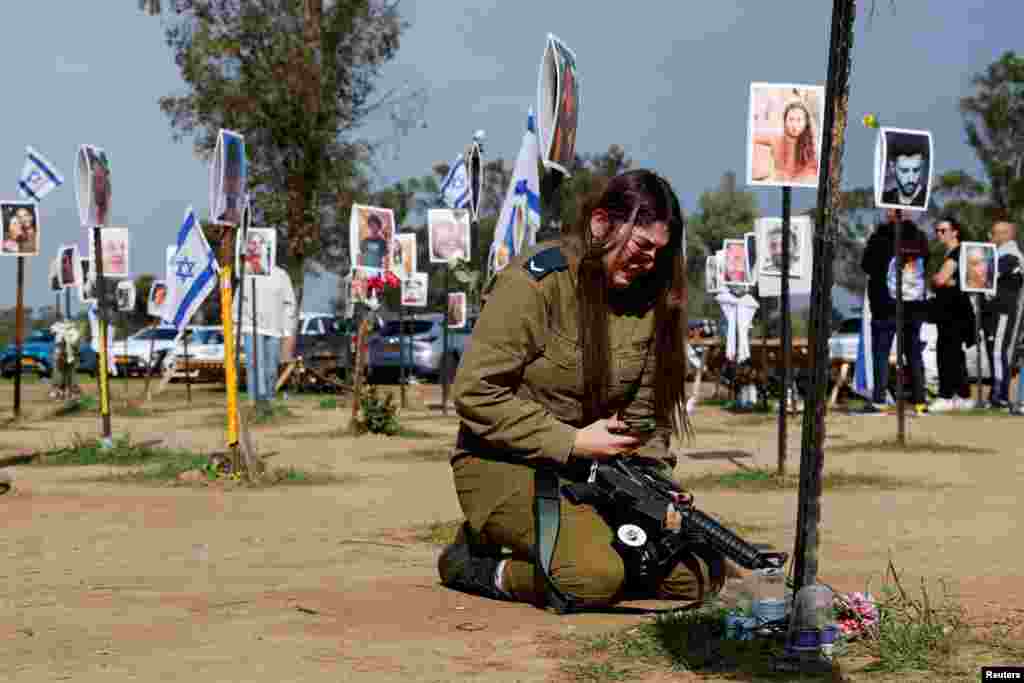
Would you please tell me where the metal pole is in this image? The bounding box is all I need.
[235,207,248,385]
[251,277,259,405]
[184,329,192,404]
[1007,279,1024,414]
[399,303,407,410]
[793,0,857,593]
[975,294,984,407]
[65,287,72,396]
[13,257,25,419]
[92,227,113,443]
[894,220,905,444]
[779,187,792,474]
[217,224,241,462]
[442,267,449,416]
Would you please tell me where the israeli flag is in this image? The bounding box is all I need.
[489,109,541,277]
[164,206,219,338]
[852,286,873,400]
[87,303,118,376]
[18,146,64,202]
[439,155,470,210]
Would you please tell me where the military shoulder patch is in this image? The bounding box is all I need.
[523,247,568,281]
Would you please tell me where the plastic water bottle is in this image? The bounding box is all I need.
[752,568,787,625]
[787,583,835,654]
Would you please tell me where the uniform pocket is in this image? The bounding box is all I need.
[616,340,650,387]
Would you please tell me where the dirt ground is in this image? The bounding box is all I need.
[1,377,1022,682]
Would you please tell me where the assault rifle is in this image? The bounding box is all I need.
[559,458,788,591]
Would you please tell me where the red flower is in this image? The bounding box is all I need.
[384,271,400,288]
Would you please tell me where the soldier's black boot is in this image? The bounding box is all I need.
[438,523,509,601]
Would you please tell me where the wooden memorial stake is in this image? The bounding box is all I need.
[217,223,242,472]
[778,186,792,474]
[792,0,857,594]
[399,303,407,410]
[350,317,370,430]
[142,321,158,402]
[975,293,984,405]
[441,266,450,416]
[12,257,25,419]
[183,329,192,404]
[65,287,73,397]
[894,221,906,445]
[251,277,258,404]
[92,227,114,445]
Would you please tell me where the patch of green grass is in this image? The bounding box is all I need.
[827,437,996,456]
[53,395,97,417]
[562,602,790,681]
[258,467,352,487]
[116,405,149,418]
[318,398,338,410]
[839,558,970,677]
[680,467,925,492]
[33,434,183,467]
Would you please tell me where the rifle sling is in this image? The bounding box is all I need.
[533,468,580,613]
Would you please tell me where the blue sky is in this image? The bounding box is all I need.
[1,1,1020,316]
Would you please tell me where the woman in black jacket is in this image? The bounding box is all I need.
[929,217,975,411]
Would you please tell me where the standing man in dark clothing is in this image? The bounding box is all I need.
[860,208,930,413]
[929,217,976,411]
[982,220,1023,408]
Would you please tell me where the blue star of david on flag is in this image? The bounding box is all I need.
[162,206,219,335]
[175,257,196,283]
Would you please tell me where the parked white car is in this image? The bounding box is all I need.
[170,326,227,378]
[113,325,181,374]
[829,317,990,395]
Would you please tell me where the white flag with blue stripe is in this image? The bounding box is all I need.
[18,146,64,201]
[852,286,873,400]
[164,206,219,337]
[489,109,541,276]
[439,155,470,210]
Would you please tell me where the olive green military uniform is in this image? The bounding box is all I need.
[449,241,725,608]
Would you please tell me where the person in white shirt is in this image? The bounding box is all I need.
[233,264,297,408]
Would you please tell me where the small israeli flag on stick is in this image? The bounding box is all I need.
[439,154,470,210]
[18,146,64,202]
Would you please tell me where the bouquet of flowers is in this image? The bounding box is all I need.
[51,321,81,367]
[364,271,401,311]
[833,591,879,640]
[50,320,84,398]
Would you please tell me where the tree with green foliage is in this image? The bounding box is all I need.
[141,0,410,331]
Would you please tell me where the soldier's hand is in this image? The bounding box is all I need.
[665,502,683,531]
[573,418,643,460]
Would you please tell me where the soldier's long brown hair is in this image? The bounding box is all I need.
[561,170,691,438]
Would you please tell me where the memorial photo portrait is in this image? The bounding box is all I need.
[428,208,471,264]
[747,83,824,188]
[960,241,997,296]
[89,227,130,278]
[756,216,804,279]
[350,204,395,273]
[58,245,80,288]
[875,128,933,211]
[212,130,247,226]
[236,227,276,277]
[148,280,168,317]
[723,239,751,286]
[447,291,467,329]
[75,145,112,227]
[1,201,40,256]
[116,280,136,312]
[401,272,428,308]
